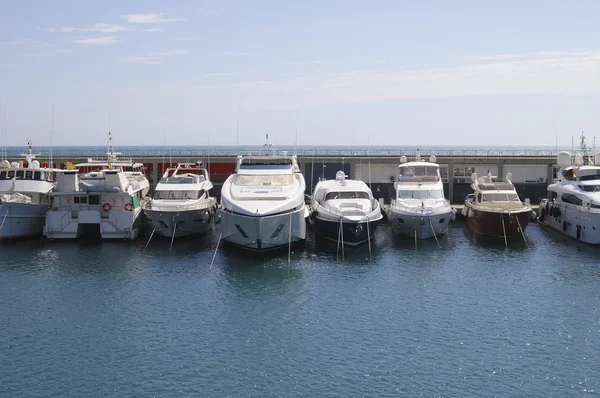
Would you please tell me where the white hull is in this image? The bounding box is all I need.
[44,208,143,240]
[145,208,214,238]
[539,200,600,244]
[0,202,48,239]
[388,207,453,239]
[218,206,307,250]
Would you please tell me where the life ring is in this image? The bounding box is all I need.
[102,203,111,212]
[124,203,133,211]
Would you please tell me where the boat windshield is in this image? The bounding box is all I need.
[399,166,438,177]
[398,190,444,199]
[325,191,370,200]
[235,174,294,187]
[481,193,520,202]
[154,190,203,200]
[578,184,600,192]
[159,176,199,184]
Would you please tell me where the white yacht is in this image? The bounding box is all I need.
[0,141,57,239]
[310,171,382,246]
[44,133,150,240]
[218,153,309,251]
[144,162,217,238]
[539,135,600,244]
[386,154,454,239]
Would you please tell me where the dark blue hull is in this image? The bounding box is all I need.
[314,217,379,247]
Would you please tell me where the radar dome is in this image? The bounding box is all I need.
[429,155,436,163]
[557,151,571,167]
[30,160,40,169]
[506,172,513,181]
[335,170,346,181]
[575,154,583,166]
[400,155,407,163]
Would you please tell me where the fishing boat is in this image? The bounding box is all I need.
[463,171,532,241]
[386,154,454,240]
[0,141,57,239]
[44,133,150,240]
[538,133,600,244]
[218,152,309,251]
[144,162,217,238]
[310,170,382,246]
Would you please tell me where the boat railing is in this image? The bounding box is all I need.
[392,199,448,213]
[143,198,216,213]
[0,147,581,158]
[470,202,531,212]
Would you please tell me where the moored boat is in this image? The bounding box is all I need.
[310,170,382,246]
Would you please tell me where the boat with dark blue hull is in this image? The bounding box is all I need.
[310,171,383,247]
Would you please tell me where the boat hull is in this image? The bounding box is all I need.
[44,208,143,240]
[466,206,531,238]
[313,216,379,247]
[0,202,48,240]
[218,206,307,251]
[145,207,215,238]
[538,199,600,244]
[388,208,452,239]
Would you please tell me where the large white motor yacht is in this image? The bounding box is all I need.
[218,153,309,251]
[44,133,150,240]
[539,135,600,244]
[0,141,57,239]
[144,162,217,238]
[386,154,454,240]
[310,171,382,246]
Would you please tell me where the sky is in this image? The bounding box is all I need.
[1,0,600,147]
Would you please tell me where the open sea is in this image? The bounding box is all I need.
[1,222,599,397]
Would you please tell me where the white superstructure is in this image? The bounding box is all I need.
[310,171,382,246]
[218,153,309,251]
[539,133,600,244]
[386,154,454,239]
[144,162,217,238]
[0,142,57,239]
[44,133,150,240]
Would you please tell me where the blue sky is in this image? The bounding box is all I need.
[1,0,600,147]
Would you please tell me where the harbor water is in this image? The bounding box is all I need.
[1,222,599,396]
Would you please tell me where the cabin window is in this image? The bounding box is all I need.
[25,171,33,179]
[89,195,100,205]
[398,166,439,177]
[16,170,24,178]
[482,193,520,202]
[235,174,294,187]
[154,190,200,200]
[7,170,15,178]
[80,197,88,204]
[397,190,444,200]
[325,191,369,200]
[0,171,5,179]
[34,171,41,180]
[578,173,600,181]
[578,184,600,192]
[159,176,198,184]
[561,193,582,206]
[74,197,80,204]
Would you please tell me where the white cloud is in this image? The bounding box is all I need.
[189,50,600,110]
[26,49,73,57]
[7,38,43,45]
[72,36,120,45]
[45,23,128,33]
[175,37,193,41]
[466,51,597,61]
[120,49,187,64]
[141,28,163,32]
[121,13,183,23]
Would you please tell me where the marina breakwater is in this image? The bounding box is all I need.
[43,153,556,204]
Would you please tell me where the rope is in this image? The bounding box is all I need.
[144,228,155,250]
[288,212,292,263]
[0,209,9,237]
[366,217,371,261]
[501,216,508,248]
[210,233,222,269]
[513,213,528,247]
[340,218,344,260]
[169,219,177,252]
[429,218,441,248]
